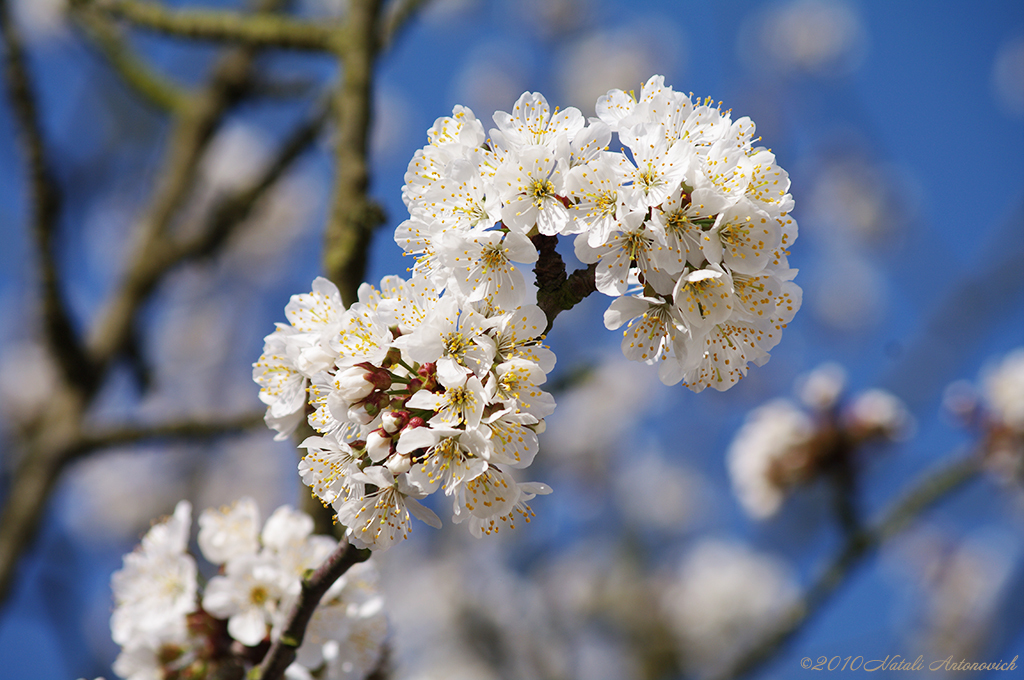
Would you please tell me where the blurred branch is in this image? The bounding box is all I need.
[176,97,332,258]
[380,0,430,50]
[323,0,386,305]
[86,27,269,376]
[0,0,304,609]
[531,234,598,333]
[73,0,338,51]
[711,453,982,680]
[256,541,372,680]
[71,411,266,462]
[0,0,93,392]
[73,7,190,113]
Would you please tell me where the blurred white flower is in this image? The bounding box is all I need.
[982,347,1024,433]
[727,399,814,518]
[544,355,660,464]
[663,539,799,677]
[613,452,705,532]
[197,497,261,566]
[992,35,1024,117]
[843,388,913,441]
[555,19,681,112]
[12,0,68,43]
[110,501,196,647]
[0,340,59,427]
[796,361,847,411]
[739,0,867,76]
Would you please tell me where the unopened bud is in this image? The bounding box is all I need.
[366,367,393,391]
[385,453,412,475]
[382,410,408,434]
[366,429,392,462]
[404,416,426,431]
[336,366,374,402]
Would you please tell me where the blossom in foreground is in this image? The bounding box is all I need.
[258,274,553,551]
[394,75,801,392]
[107,499,385,680]
[255,75,803,548]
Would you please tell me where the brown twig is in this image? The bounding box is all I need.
[70,411,267,462]
[72,6,190,113]
[531,234,597,333]
[256,541,372,680]
[1,0,94,393]
[322,0,386,306]
[74,0,337,51]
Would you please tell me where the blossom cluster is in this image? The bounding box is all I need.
[109,499,385,680]
[254,275,553,550]
[728,363,910,518]
[398,74,800,391]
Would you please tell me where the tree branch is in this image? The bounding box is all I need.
[379,0,431,50]
[256,541,372,680]
[73,7,190,113]
[710,453,982,680]
[531,234,597,333]
[1,0,94,392]
[70,411,266,462]
[323,0,385,306]
[74,0,337,51]
[175,98,332,260]
[85,32,267,377]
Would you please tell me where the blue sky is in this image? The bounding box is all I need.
[1,0,1023,678]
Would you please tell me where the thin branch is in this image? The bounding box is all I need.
[73,7,190,113]
[71,411,266,461]
[323,0,385,306]
[710,453,982,680]
[256,541,372,680]
[531,234,597,333]
[379,0,430,50]
[0,0,93,392]
[85,39,262,376]
[74,0,338,51]
[174,98,332,260]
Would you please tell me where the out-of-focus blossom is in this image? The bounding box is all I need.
[555,20,680,112]
[613,452,705,532]
[883,527,1018,660]
[810,251,885,331]
[663,539,799,677]
[992,36,1024,117]
[738,0,867,76]
[947,348,1024,482]
[842,388,913,441]
[728,399,815,518]
[11,0,68,43]
[0,340,59,428]
[982,348,1024,433]
[797,361,847,411]
[728,365,911,518]
[106,501,386,679]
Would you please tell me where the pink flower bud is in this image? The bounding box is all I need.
[404,416,426,431]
